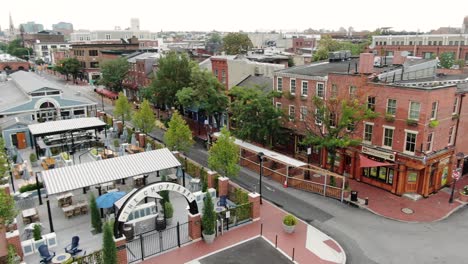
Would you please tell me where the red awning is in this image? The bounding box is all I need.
[96,88,118,99]
[359,154,394,168]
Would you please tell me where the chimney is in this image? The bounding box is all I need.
[358,53,375,74]
[393,51,406,65]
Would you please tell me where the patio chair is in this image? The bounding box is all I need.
[64,236,83,256]
[38,244,55,263]
[217,195,227,207]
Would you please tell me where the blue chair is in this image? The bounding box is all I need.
[217,195,227,207]
[38,244,55,264]
[64,236,82,255]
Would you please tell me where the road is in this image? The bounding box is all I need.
[45,73,468,264]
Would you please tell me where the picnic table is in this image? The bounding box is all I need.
[41,158,56,170]
[62,201,89,218]
[102,149,116,159]
[22,208,39,224]
[56,192,74,207]
[126,145,144,154]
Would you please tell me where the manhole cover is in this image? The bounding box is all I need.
[401,208,414,214]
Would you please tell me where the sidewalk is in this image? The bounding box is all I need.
[347,176,468,222]
[143,201,345,264]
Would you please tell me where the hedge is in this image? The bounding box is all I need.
[19,182,44,193]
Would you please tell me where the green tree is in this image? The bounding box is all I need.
[176,67,229,128]
[288,57,295,67]
[89,194,102,233]
[222,32,253,55]
[0,190,16,225]
[164,111,194,152]
[440,52,455,69]
[201,192,216,235]
[55,58,82,81]
[229,86,283,146]
[6,39,33,60]
[100,58,130,92]
[301,95,378,173]
[113,92,132,126]
[102,222,117,264]
[132,100,155,135]
[206,32,223,54]
[208,127,240,178]
[35,58,45,65]
[146,51,193,108]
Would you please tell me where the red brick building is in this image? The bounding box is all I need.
[273,53,468,197]
[123,52,161,101]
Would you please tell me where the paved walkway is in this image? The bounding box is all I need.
[347,176,468,222]
[142,201,345,264]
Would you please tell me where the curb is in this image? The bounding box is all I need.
[351,200,467,224]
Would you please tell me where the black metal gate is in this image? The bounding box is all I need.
[126,221,191,263]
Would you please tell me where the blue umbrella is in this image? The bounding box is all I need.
[96,191,126,209]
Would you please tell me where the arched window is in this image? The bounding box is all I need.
[39,101,56,109]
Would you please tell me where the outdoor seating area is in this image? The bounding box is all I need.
[126,144,144,154]
[22,207,40,224]
[41,158,56,170]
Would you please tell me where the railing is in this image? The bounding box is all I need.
[73,250,103,264]
[217,202,253,231]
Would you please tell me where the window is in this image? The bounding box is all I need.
[105,34,111,40]
[383,127,394,148]
[89,50,98,56]
[409,101,421,120]
[455,41,459,45]
[387,99,396,115]
[277,77,283,91]
[349,85,357,97]
[367,96,376,111]
[331,84,338,98]
[426,132,434,152]
[79,36,83,41]
[315,109,322,125]
[362,165,394,184]
[405,131,417,153]
[221,70,226,84]
[41,45,48,51]
[418,41,422,45]
[409,41,413,45]
[140,35,144,39]
[50,45,57,49]
[329,112,336,127]
[364,123,373,142]
[90,62,99,68]
[300,106,307,121]
[86,36,90,41]
[407,171,418,182]
[276,102,282,110]
[290,79,296,94]
[428,41,432,45]
[438,41,442,45]
[289,105,295,121]
[214,69,218,78]
[301,81,308,96]
[448,126,455,145]
[453,97,459,113]
[316,83,324,98]
[430,101,438,119]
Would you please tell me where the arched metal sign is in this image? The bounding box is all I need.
[114,182,198,237]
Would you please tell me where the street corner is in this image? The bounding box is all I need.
[305,225,346,264]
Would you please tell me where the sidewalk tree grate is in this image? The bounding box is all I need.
[401,208,414,214]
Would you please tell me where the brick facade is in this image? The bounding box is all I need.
[248,193,261,221]
[217,177,229,197]
[188,213,201,241]
[114,236,127,264]
[211,58,229,90]
[0,61,30,72]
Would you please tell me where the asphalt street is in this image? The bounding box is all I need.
[44,73,468,264]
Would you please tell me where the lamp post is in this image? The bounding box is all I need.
[257,152,265,205]
[449,152,464,203]
[204,119,211,149]
[306,147,312,180]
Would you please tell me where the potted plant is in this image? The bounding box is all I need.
[164,201,174,226]
[459,185,468,202]
[202,195,216,244]
[384,113,395,122]
[29,153,38,167]
[282,214,297,234]
[33,224,46,250]
[406,119,418,126]
[429,119,439,128]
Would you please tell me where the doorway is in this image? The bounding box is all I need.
[16,132,27,149]
[406,170,419,193]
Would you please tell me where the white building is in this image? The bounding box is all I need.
[33,42,71,64]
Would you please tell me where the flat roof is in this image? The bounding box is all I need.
[213,132,306,168]
[42,148,181,195]
[28,117,106,136]
[10,71,61,94]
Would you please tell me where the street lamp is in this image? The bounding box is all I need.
[204,119,211,149]
[449,152,465,203]
[306,147,312,180]
[257,152,265,205]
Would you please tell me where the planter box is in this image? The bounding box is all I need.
[203,232,215,244]
[21,232,57,256]
[282,223,296,234]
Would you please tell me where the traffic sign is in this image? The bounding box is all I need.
[453,170,461,180]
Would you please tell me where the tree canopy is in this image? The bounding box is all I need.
[229,86,283,146]
[176,67,229,127]
[99,57,130,92]
[313,35,369,61]
[114,92,132,126]
[222,33,253,55]
[208,127,240,178]
[206,32,223,54]
[439,52,455,69]
[102,222,117,264]
[54,58,82,81]
[132,100,155,135]
[146,51,193,108]
[164,111,194,153]
[5,39,33,60]
[0,189,16,225]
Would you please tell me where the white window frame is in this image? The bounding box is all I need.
[382,125,395,149]
[426,132,434,152]
[408,101,421,120]
[386,99,397,116]
[276,102,282,110]
[301,81,308,96]
[105,34,111,40]
[316,82,325,98]
[363,122,374,143]
[430,101,438,120]
[331,84,338,98]
[453,97,459,114]
[290,79,296,95]
[448,126,455,145]
[300,106,307,121]
[367,96,376,111]
[315,108,322,126]
[277,77,283,92]
[349,85,357,97]
[404,129,419,155]
[289,105,295,121]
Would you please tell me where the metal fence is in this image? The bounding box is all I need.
[217,202,252,231]
[126,221,191,263]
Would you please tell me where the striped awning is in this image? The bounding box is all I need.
[41,148,181,195]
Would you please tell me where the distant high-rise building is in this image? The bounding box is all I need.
[19,21,44,33]
[463,15,468,34]
[52,22,74,40]
[131,18,140,31]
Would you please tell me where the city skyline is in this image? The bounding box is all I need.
[2,0,468,33]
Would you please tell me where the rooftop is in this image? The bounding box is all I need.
[10,71,61,94]
[126,51,162,63]
[0,54,26,62]
[28,117,106,136]
[277,60,360,77]
[236,75,273,91]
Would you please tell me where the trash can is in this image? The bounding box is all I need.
[123,224,134,241]
[351,191,358,202]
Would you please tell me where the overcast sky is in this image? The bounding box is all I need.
[2,0,467,33]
